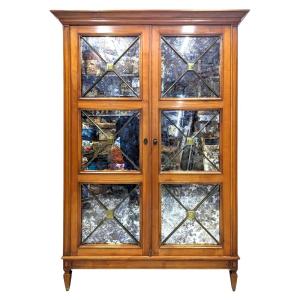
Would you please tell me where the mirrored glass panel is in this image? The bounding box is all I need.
[82,110,140,171]
[161,110,220,172]
[81,36,140,97]
[161,184,220,245]
[81,184,140,244]
[161,36,220,98]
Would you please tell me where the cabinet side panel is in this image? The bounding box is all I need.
[231,26,238,256]
[63,25,72,256]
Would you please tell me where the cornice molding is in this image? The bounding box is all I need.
[51,10,249,26]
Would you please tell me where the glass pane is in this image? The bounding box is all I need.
[161,36,220,98]
[82,110,140,171]
[161,110,220,171]
[81,184,140,244]
[161,184,220,245]
[81,36,140,97]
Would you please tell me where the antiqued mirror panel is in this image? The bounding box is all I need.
[161,184,220,245]
[161,110,220,172]
[81,184,140,245]
[161,36,220,98]
[81,110,140,171]
[81,36,140,97]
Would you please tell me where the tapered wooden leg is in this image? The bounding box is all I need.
[228,260,238,291]
[63,261,72,291]
[229,270,238,291]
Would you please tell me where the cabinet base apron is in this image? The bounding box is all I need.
[63,256,239,291]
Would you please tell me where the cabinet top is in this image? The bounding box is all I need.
[51,10,249,26]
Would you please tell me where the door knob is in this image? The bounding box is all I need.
[153,139,158,145]
[143,138,148,145]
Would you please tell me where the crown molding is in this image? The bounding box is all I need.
[51,10,249,26]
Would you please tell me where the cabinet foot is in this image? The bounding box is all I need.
[229,270,238,291]
[63,262,72,291]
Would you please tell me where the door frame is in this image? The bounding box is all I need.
[150,25,233,256]
[68,25,151,256]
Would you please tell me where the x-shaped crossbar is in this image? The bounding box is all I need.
[161,184,219,244]
[82,185,140,244]
[82,36,140,97]
[161,36,220,97]
[82,111,140,170]
[162,111,219,171]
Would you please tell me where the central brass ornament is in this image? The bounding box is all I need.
[106,63,114,71]
[187,210,196,220]
[106,209,114,219]
[107,136,114,144]
[186,137,194,145]
[187,62,195,70]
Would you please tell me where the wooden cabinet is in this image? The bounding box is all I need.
[52,10,248,291]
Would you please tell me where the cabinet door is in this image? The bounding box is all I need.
[68,25,151,256]
[151,26,233,256]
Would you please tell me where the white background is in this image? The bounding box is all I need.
[0,0,299,299]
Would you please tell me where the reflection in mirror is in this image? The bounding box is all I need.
[161,36,220,98]
[81,184,140,244]
[161,110,220,171]
[161,184,220,245]
[81,110,140,171]
[81,36,140,97]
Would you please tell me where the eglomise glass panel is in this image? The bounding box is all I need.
[81,184,140,244]
[81,110,140,171]
[161,110,220,171]
[81,36,140,97]
[161,36,220,98]
[161,184,220,245]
